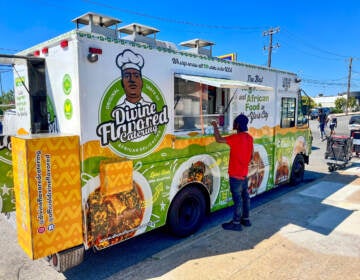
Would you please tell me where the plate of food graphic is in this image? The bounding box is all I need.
[83,170,152,248]
[292,136,306,161]
[293,136,306,153]
[248,144,269,196]
[131,171,152,235]
[170,154,220,207]
[274,156,290,185]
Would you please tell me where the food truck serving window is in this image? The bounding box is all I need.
[280,97,296,128]
[174,77,227,132]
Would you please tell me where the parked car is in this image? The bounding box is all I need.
[310,107,330,120]
[349,115,360,133]
[309,108,319,120]
[349,115,360,155]
[319,107,331,117]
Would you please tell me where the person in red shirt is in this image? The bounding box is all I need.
[212,114,254,231]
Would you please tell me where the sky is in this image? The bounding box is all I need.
[0,0,360,97]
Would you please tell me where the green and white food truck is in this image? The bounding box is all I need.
[0,12,312,271]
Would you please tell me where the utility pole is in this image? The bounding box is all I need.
[346,57,353,115]
[263,27,280,68]
[0,72,3,97]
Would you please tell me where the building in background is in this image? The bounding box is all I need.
[339,91,360,107]
[312,91,360,109]
[312,95,339,108]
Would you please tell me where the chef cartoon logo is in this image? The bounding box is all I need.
[97,49,169,159]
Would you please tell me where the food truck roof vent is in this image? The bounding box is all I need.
[180,39,215,57]
[119,23,163,48]
[72,12,122,39]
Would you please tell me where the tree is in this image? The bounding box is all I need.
[334,96,357,112]
[0,89,14,104]
[348,96,357,111]
[301,96,316,115]
[302,96,316,108]
[0,89,15,115]
[335,97,346,112]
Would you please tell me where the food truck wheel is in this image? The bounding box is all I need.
[167,186,206,237]
[290,155,305,186]
[48,245,85,272]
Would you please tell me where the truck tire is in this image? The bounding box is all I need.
[167,186,206,237]
[290,155,305,186]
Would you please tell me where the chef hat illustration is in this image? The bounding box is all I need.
[116,49,144,72]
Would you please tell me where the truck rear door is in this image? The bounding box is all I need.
[0,54,48,134]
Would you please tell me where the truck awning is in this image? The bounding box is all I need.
[175,74,273,91]
[0,54,44,65]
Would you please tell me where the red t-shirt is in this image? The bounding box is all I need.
[225,132,253,179]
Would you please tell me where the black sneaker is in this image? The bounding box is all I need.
[222,221,242,231]
[241,219,252,227]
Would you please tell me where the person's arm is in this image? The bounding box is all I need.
[211,121,227,143]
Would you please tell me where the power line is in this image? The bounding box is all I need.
[0,47,21,53]
[302,78,347,86]
[24,0,359,62]
[279,40,344,61]
[82,0,266,31]
[4,0,358,95]
[281,28,352,59]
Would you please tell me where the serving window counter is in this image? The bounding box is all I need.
[174,77,229,136]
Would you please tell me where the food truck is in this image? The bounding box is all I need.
[0,12,312,271]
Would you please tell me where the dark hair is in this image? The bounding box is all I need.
[234,114,248,132]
